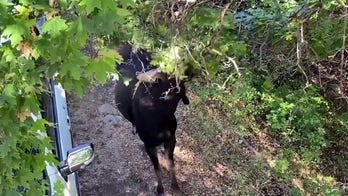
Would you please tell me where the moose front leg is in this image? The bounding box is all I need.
[145,145,164,195]
[164,137,181,196]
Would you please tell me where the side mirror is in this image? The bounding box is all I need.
[59,143,94,177]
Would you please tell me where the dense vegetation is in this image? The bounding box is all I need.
[0,0,347,195]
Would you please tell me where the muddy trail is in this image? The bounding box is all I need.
[68,82,286,196]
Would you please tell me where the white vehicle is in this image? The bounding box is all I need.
[40,78,94,195]
[1,12,94,195]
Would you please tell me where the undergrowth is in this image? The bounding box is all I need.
[187,69,347,195]
[180,89,287,195]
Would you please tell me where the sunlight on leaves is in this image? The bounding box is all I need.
[41,17,68,36]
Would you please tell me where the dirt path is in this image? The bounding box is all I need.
[68,82,286,196]
[68,82,220,196]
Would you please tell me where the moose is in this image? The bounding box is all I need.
[114,43,189,195]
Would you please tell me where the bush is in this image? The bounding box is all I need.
[262,85,329,163]
[191,69,346,194]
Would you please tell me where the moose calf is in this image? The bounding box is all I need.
[114,44,189,195]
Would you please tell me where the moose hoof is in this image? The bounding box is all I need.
[172,189,182,196]
[172,184,182,196]
[157,185,164,195]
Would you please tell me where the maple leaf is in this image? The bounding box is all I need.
[2,84,17,105]
[100,0,115,10]
[60,61,82,80]
[115,7,131,17]
[68,17,88,47]
[0,136,16,159]
[2,24,27,47]
[79,0,102,14]
[41,17,68,36]
[98,48,123,63]
[86,58,114,84]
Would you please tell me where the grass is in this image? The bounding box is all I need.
[176,74,347,195]
[177,88,289,195]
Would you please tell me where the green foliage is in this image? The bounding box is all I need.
[41,17,68,36]
[185,7,248,77]
[192,71,261,136]
[1,0,347,194]
[124,1,248,78]
[191,67,346,194]
[308,12,342,59]
[0,0,138,194]
[160,0,346,194]
[262,85,331,163]
[53,181,64,196]
[274,159,290,176]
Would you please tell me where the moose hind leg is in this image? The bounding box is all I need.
[164,137,181,195]
[145,145,164,195]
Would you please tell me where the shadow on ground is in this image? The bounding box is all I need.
[68,82,287,196]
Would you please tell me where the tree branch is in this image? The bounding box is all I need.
[210,48,241,78]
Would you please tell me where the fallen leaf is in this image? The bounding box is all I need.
[16,42,33,59]
[17,110,31,122]
[49,0,58,7]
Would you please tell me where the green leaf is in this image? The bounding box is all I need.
[119,0,136,7]
[290,188,302,196]
[69,17,88,47]
[60,76,88,97]
[98,48,123,63]
[78,0,102,14]
[53,180,65,196]
[60,62,81,80]
[58,0,68,8]
[274,159,290,173]
[0,136,16,159]
[262,78,273,90]
[89,11,125,33]
[32,119,47,133]
[41,17,68,36]
[205,59,220,78]
[157,24,168,36]
[17,168,36,188]
[23,95,40,115]
[4,190,22,196]
[222,12,234,28]
[123,77,132,86]
[190,7,219,28]
[1,47,16,62]
[115,7,131,16]
[285,33,293,41]
[101,0,116,10]
[86,59,114,84]
[2,84,17,105]
[72,79,86,97]
[2,24,27,47]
